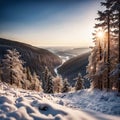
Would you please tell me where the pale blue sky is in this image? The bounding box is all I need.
[0,0,103,47]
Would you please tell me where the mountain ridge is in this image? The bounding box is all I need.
[0,38,62,78]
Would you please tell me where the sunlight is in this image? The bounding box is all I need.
[97,30,104,39]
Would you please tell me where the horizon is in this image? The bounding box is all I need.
[0,0,103,47]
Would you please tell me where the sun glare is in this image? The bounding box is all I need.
[97,30,104,39]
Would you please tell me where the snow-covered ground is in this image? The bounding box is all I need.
[53,89,120,115]
[0,82,120,120]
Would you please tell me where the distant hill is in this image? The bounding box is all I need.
[56,47,90,57]
[57,52,90,87]
[0,38,62,78]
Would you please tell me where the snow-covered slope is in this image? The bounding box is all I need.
[53,89,120,115]
[0,82,119,120]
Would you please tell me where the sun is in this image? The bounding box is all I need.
[97,30,104,39]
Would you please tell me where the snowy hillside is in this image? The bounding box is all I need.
[0,82,119,120]
[53,89,120,115]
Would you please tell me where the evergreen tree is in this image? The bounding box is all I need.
[32,72,43,92]
[42,66,49,91]
[110,0,120,93]
[87,0,117,91]
[1,49,26,87]
[24,67,43,91]
[53,76,63,93]
[75,73,84,91]
[62,79,70,93]
[101,0,113,92]
[42,66,54,93]
[45,72,54,93]
[26,67,33,82]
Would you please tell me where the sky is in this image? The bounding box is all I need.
[0,0,103,47]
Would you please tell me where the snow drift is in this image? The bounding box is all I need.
[0,82,119,120]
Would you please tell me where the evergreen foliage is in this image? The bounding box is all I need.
[87,0,120,92]
[42,66,54,93]
[1,49,26,87]
[1,49,42,91]
[42,66,49,91]
[53,76,63,93]
[29,72,43,91]
[62,79,70,93]
[75,73,84,91]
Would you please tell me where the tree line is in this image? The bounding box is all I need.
[87,0,120,93]
[0,49,84,93]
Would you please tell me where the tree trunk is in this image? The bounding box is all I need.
[107,12,110,92]
[99,40,102,61]
[118,10,120,93]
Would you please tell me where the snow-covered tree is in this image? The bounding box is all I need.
[1,49,26,87]
[110,0,120,93]
[23,67,43,91]
[31,72,43,92]
[62,79,70,93]
[42,66,49,91]
[87,0,120,91]
[53,76,63,93]
[26,67,33,82]
[42,66,54,93]
[45,72,54,93]
[75,73,84,91]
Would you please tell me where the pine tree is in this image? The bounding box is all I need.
[75,73,84,91]
[1,49,26,87]
[45,72,54,93]
[110,0,120,93]
[87,0,120,92]
[42,66,49,91]
[62,79,70,93]
[32,72,43,92]
[46,73,54,93]
[24,67,43,91]
[42,66,54,93]
[26,67,33,82]
[53,76,63,93]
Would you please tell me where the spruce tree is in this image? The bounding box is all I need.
[45,72,54,93]
[62,79,70,93]
[75,73,83,91]
[53,76,63,93]
[42,66,49,91]
[42,66,54,93]
[32,72,43,92]
[1,49,26,87]
[111,0,120,93]
[26,67,33,82]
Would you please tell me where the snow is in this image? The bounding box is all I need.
[53,89,120,115]
[0,82,120,120]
